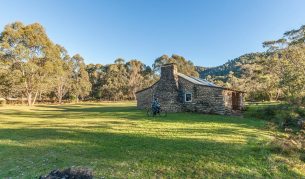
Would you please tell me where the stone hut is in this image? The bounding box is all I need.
[135,63,244,115]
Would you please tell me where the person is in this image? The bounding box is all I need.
[151,98,161,115]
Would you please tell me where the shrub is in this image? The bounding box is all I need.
[68,95,77,102]
[295,107,305,117]
[245,105,279,120]
[298,120,305,129]
[268,135,303,155]
[300,152,305,162]
[274,110,300,127]
[245,104,305,129]
[0,99,6,106]
[263,106,277,119]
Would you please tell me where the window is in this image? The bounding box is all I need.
[185,93,192,102]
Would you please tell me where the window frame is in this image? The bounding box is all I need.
[185,92,192,102]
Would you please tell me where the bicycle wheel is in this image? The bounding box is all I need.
[146,109,154,117]
[159,109,167,117]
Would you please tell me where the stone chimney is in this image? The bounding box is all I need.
[153,63,180,112]
[160,63,178,83]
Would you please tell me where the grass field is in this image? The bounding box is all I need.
[0,102,304,178]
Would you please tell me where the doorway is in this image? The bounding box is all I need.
[232,92,239,110]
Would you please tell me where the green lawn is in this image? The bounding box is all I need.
[0,102,304,178]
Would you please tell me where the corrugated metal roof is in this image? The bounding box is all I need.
[136,72,245,93]
[177,73,218,87]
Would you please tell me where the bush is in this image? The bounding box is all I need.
[245,104,305,129]
[295,107,305,117]
[0,99,6,106]
[268,131,304,155]
[268,136,302,155]
[68,95,77,102]
[274,110,300,127]
[245,105,279,120]
[263,106,277,119]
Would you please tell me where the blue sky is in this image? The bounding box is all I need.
[1,0,305,67]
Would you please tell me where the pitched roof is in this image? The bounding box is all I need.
[177,73,218,87]
[177,73,245,93]
[136,72,245,94]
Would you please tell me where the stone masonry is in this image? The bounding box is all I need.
[135,63,244,115]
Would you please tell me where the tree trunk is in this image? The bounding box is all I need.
[59,96,62,104]
[21,94,24,105]
[275,90,280,101]
[27,93,32,106]
[267,92,273,102]
[39,91,42,101]
[32,91,39,105]
[58,86,62,104]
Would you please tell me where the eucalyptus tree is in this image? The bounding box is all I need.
[267,44,305,104]
[141,65,158,89]
[100,60,129,100]
[86,63,105,99]
[126,60,145,99]
[0,57,22,98]
[50,45,73,103]
[71,54,91,102]
[262,24,305,104]
[0,22,58,105]
[153,54,199,77]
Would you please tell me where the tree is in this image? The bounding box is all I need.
[267,45,305,104]
[0,58,23,98]
[126,60,145,99]
[100,60,129,100]
[153,54,199,77]
[86,63,105,99]
[51,45,73,103]
[284,25,305,45]
[140,65,158,90]
[262,24,305,105]
[0,22,58,105]
[71,54,91,102]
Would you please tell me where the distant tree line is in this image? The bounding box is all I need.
[3,21,304,107]
[0,22,198,105]
[198,25,305,106]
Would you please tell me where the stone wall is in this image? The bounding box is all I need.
[152,64,181,112]
[177,77,228,115]
[136,64,181,112]
[223,90,233,113]
[222,90,244,112]
[135,84,156,110]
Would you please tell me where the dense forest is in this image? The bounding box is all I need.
[1,21,305,106]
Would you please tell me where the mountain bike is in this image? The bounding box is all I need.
[146,108,167,117]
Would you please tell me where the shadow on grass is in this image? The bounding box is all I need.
[1,127,300,178]
[1,104,265,128]
[0,105,142,120]
[0,104,302,178]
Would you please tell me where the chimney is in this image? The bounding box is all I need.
[160,63,178,86]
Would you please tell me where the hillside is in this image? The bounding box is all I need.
[197,52,265,80]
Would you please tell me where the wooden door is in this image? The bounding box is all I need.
[232,92,239,110]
